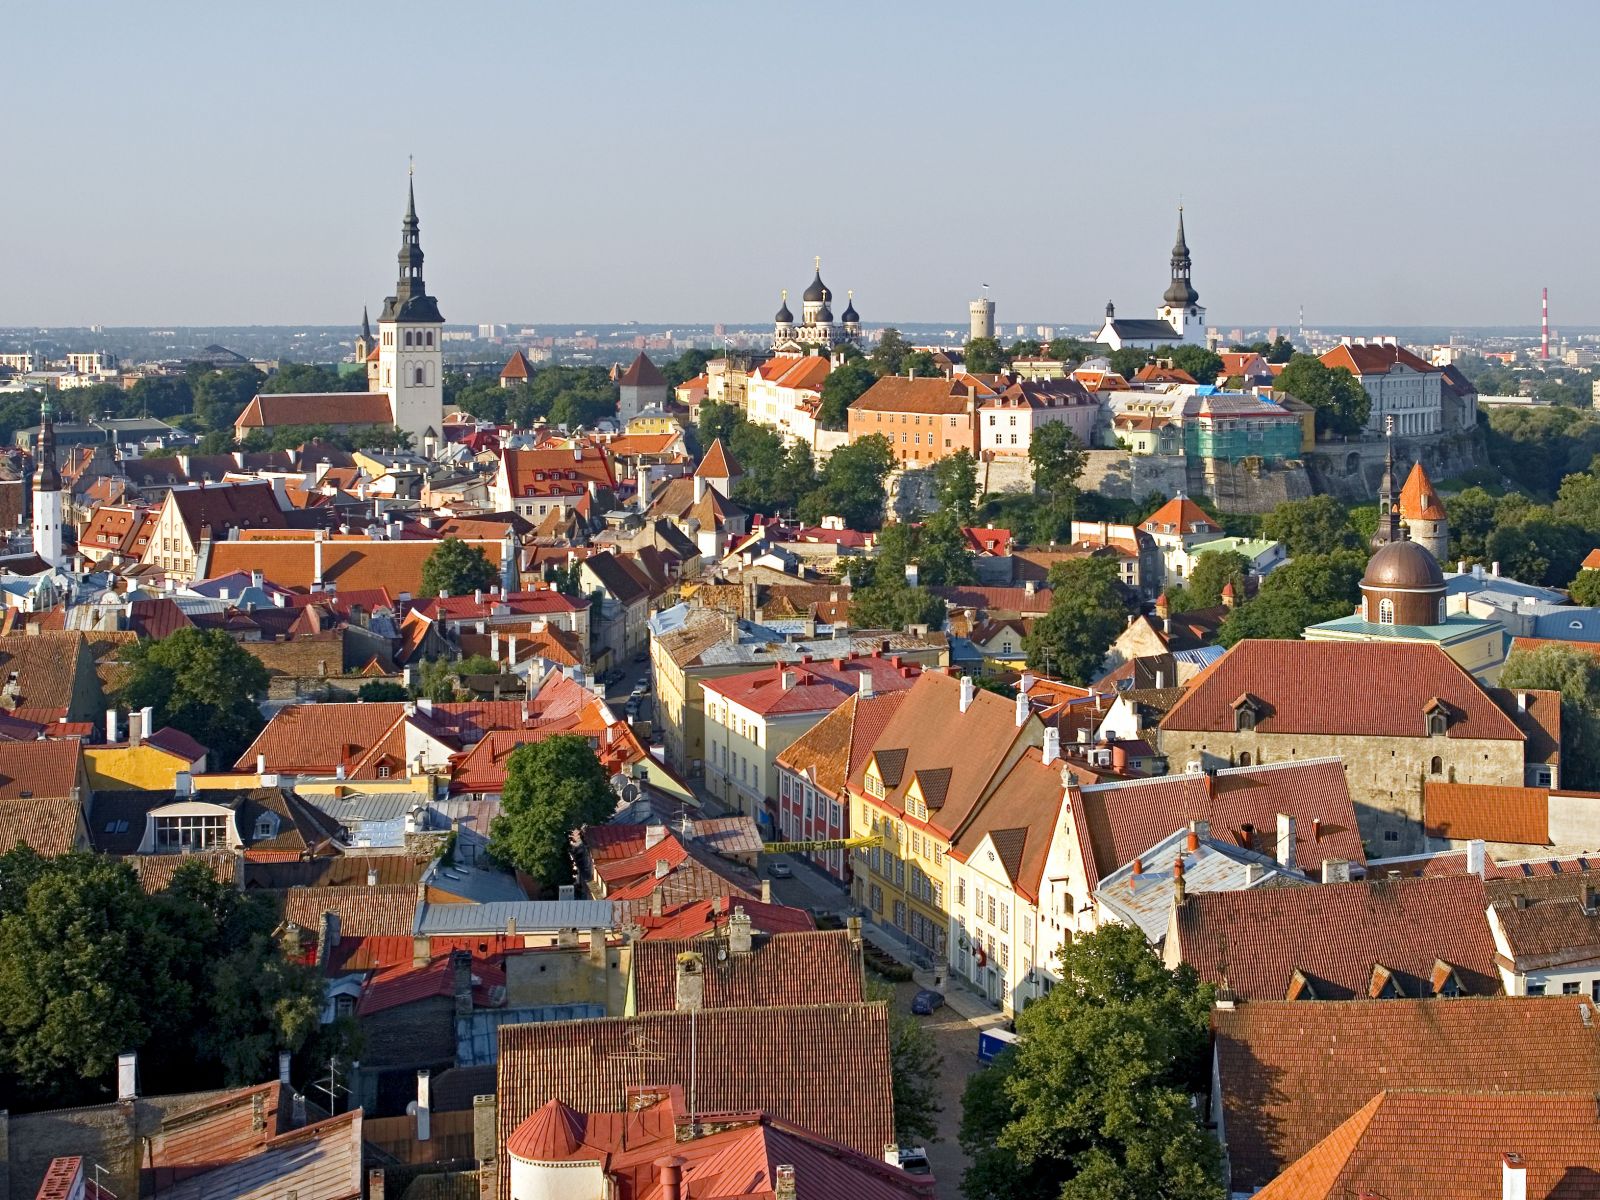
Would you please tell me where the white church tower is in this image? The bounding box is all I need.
[31,396,63,566]
[1155,207,1207,347]
[376,170,445,451]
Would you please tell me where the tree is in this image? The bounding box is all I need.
[696,399,744,452]
[1571,570,1600,607]
[933,449,979,524]
[1273,354,1370,437]
[412,657,458,703]
[1485,509,1588,588]
[1447,486,1500,562]
[731,424,814,517]
[847,579,948,631]
[964,337,1006,375]
[902,350,943,378]
[818,360,876,430]
[662,348,712,389]
[1554,467,1600,535]
[1023,558,1127,683]
[420,537,499,599]
[1218,550,1367,645]
[1261,495,1362,556]
[798,435,895,530]
[1107,347,1152,380]
[865,978,942,1143]
[1165,344,1224,385]
[1486,406,1600,500]
[130,376,194,420]
[1008,339,1042,359]
[0,853,184,1107]
[871,328,910,377]
[1026,422,1087,544]
[489,735,617,887]
[357,680,410,702]
[1047,337,1098,364]
[1179,549,1249,610]
[262,362,365,395]
[122,628,269,768]
[959,924,1220,1200]
[1500,645,1600,788]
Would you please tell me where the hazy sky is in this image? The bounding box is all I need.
[8,1,1596,329]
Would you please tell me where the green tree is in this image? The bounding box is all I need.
[1047,337,1098,364]
[412,657,458,703]
[1571,570,1600,607]
[1023,557,1127,682]
[818,360,876,430]
[865,978,943,1143]
[696,399,744,452]
[1272,354,1370,436]
[1008,339,1042,359]
[1026,422,1087,544]
[798,435,895,530]
[1554,467,1600,535]
[262,362,364,394]
[130,376,194,420]
[1165,344,1224,385]
[662,348,712,389]
[959,923,1220,1200]
[122,628,269,768]
[1485,509,1588,588]
[902,350,943,378]
[1180,549,1249,610]
[1500,645,1600,788]
[731,424,814,516]
[1261,495,1362,556]
[1218,550,1366,645]
[1485,406,1600,500]
[847,580,948,631]
[1107,347,1152,379]
[357,680,410,702]
[488,735,617,887]
[933,449,979,524]
[420,537,500,599]
[188,365,264,431]
[871,328,910,376]
[0,850,183,1107]
[1447,486,1500,562]
[963,337,1006,375]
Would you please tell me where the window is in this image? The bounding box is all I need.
[1235,707,1255,733]
[865,771,884,799]
[1383,830,1399,842]
[1430,756,1443,775]
[1378,598,1395,625]
[958,878,966,907]
[405,330,414,347]
[377,764,392,779]
[1563,982,1581,996]
[1000,903,1009,933]
[253,813,278,840]
[334,994,356,1018]
[987,895,997,924]
[1428,712,1447,737]
[1527,982,1546,996]
[415,366,425,385]
[154,813,228,849]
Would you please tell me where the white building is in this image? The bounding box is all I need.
[1320,337,1443,438]
[374,176,446,449]
[1095,210,1208,350]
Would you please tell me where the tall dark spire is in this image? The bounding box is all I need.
[1372,415,1402,548]
[1163,206,1200,307]
[379,168,444,325]
[32,396,60,492]
[361,306,372,340]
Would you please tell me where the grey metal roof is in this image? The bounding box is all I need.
[456,1004,605,1066]
[415,898,614,935]
[304,790,424,824]
[1106,319,1182,341]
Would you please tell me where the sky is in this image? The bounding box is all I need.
[7,0,1597,330]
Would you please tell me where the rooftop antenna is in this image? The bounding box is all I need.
[313,1055,351,1114]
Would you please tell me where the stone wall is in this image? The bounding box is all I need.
[1306,428,1485,504]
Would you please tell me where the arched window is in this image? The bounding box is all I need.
[415,366,426,386]
[1238,751,1252,767]
[1428,712,1447,737]
[1438,599,1447,623]
[1235,707,1255,733]
[1430,755,1443,775]
[1378,598,1395,625]
[426,331,434,347]
[405,330,413,347]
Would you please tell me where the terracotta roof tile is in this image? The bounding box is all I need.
[1319,341,1436,377]
[636,897,816,940]
[1139,496,1220,534]
[849,375,976,416]
[1424,782,1549,844]
[693,438,743,480]
[632,930,863,1012]
[1488,869,1600,971]
[1213,996,1600,1191]
[236,391,393,430]
[281,884,418,937]
[1172,874,1498,1001]
[618,352,666,388]
[1399,461,1447,521]
[209,537,506,597]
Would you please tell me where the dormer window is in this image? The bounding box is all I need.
[1231,693,1262,733]
[1427,711,1448,737]
[253,813,279,841]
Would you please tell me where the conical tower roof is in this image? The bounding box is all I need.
[1399,461,1446,521]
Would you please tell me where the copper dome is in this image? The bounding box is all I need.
[1363,539,1445,591]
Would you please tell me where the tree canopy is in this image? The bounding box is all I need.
[1023,557,1127,682]
[122,628,270,767]
[818,360,876,430]
[798,435,896,530]
[489,735,617,888]
[1260,495,1363,556]
[1500,644,1600,788]
[1218,550,1366,644]
[1026,423,1088,544]
[1273,354,1370,436]
[420,537,500,599]
[1165,549,1248,614]
[963,338,1006,375]
[932,449,979,525]
[959,923,1220,1200]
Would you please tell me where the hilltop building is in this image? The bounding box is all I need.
[1095,210,1208,350]
[773,259,860,355]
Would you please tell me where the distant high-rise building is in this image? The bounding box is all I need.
[969,295,995,341]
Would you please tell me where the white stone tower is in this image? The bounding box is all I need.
[969,294,996,341]
[376,169,445,452]
[31,396,63,566]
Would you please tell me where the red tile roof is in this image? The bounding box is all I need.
[1073,759,1365,890]
[1139,496,1219,535]
[0,739,82,801]
[636,896,816,940]
[166,481,285,542]
[281,884,418,937]
[618,352,665,388]
[1424,782,1549,845]
[1213,996,1600,1192]
[210,536,506,598]
[1319,341,1436,377]
[632,930,863,1012]
[693,438,743,480]
[850,376,975,416]
[236,391,394,430]
[1399,461,1446,521]
[500,446,616,499]
[1171,874,1499,1001]
[500,350,533,382]
[495,1002,896,1197]
[1252,1088,1600,1200]
[1161,640,1526,741]
[704,656,922,718]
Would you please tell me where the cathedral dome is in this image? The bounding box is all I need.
[803,269,827,303]
[1364,540,1445,591]
[841,292,859,323]
[775,293,793,324]
[1163,278,1200,306]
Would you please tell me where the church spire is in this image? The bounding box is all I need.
[379,167,444,325]
[1372,415,1402,548]
[32,396,60,493]
[361,306,372,341]
[1163,206,1200,307]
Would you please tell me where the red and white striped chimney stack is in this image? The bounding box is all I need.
[1541,287,1550,361]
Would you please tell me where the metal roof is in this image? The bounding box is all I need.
[415,898,614,935]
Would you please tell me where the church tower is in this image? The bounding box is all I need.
[1157,208,1206,346]
[376,172,445,451]
[355,306,379,391]
[31,396,63,566]
[1372,416,1403,549]
[1400,461,1450,560]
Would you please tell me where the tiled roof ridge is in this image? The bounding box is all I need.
[1081,756,1344,792]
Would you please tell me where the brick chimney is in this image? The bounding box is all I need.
[645,823,667,849]
[728,906,753,954]
[473,1093,498,1169]
[675,951,705,1012]
[1172,856,1186,905]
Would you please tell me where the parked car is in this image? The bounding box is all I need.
[629,683,646,700]
[895,1148,932,1176]
[768,861,793,879]
[910,989,945,1015]
[632,650,648,663]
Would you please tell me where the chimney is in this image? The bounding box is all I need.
[174,771,193,797]
[959,675,976,713]
[588,927,607,966]
[138,705,152,746]
[1492,561,1501,577]
[650,890,663,917]
[1020,671,1035,694]
[654,858,671,879]
[105,708,118,744]
[415,1069,432,1142]
[313,528,324,587]
[693,475,707,504]
[775,1165,797,1200]
[368,1170,387,1200]
[452,950,473,1017]
[491,630,501,661]
[1321,859,1351,884]
[1014,690,1028,727]
[291,1092,306,1127]
[1517,691,1528,713]
[729,905,753,954]
[675,951,705,1012]
[1186,828,1200,852]
[1042,725,1060,766]
[1131,857,1142,877]
[1503,1153,1527,1200]
[1275,813,1296,869]
[117,1051,137,1102]
[1312,817,1322,843]
[366,864,379,887]
[1467,839,1487,878]
[1172,856,1186,904]
[474,1094,498,1167]
[657,1156,686,1200]
[645,823,667,849]
[279,1050,292,1087]
[256,753,266,775]
[413,934,431,970]
[781,668,798,691]
[559,883,576,901]
[857,671,875,699]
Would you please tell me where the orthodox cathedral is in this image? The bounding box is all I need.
[772,259,860,355]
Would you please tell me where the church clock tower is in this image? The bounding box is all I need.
[31,396,63,566]
[376,171,445,451]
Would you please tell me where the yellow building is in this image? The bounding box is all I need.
[626,410,688,437]
[846,672,1040,960]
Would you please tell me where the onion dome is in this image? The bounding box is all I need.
[803,260,827,302]
[775,290,793,324]
[841,290,859,324]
